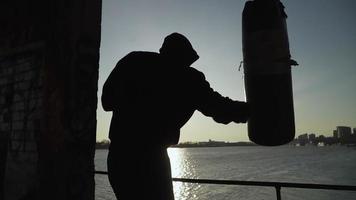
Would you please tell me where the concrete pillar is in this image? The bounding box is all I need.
[0,1,101,199]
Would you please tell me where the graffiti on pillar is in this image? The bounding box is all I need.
[0,43,44,155]
[0,42,44,199]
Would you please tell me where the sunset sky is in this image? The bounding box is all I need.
[96,0,356,142]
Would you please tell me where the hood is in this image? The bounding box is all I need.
[159,32,199,66]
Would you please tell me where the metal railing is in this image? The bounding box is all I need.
[95,170,356,200]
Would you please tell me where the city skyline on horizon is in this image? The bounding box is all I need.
[96,124,356,143]
[97,0,356,143]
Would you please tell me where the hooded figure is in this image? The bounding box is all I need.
[102,33,249,200]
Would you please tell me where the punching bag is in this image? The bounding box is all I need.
[242,0,297,146]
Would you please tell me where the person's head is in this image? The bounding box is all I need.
[159,32,199,67]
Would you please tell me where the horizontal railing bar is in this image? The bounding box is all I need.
[94,171,356,191]
[95,171,109,175]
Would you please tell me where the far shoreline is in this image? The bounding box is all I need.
[95,142,355,150]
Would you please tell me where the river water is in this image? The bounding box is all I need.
[95,146,356,200]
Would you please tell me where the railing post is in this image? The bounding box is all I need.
[275,186,281,200]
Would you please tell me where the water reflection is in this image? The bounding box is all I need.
[168,148,198,200]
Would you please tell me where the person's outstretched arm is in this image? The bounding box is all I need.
[190,68,249,124]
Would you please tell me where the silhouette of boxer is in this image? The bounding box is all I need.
[102,32,249,200]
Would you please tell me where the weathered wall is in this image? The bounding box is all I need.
[0,43,44,200]
[0,0,101,199]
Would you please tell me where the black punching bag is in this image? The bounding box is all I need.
[242,0,297,146]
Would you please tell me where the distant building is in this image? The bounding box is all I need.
[308,134,316,140]
[337,126,352,138]
[337,126,352,144]
[298,134,308,140]
[353,128,356,135]
[333,130,338,138]
[308,134,317,145]
[297,133,308,146]
[298,134,308,141]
